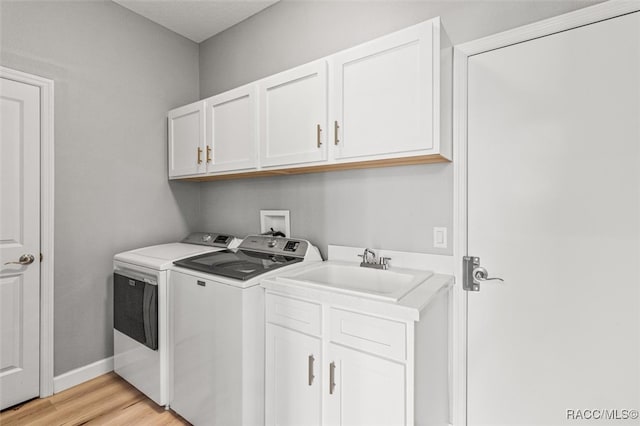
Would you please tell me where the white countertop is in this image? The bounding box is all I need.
[261,249,454,322]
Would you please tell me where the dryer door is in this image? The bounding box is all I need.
[114,272,158,350]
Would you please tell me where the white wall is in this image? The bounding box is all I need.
[0,0,200,376]
[198,0,600,257]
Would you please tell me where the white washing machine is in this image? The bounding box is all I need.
[112,232,240,407]
[170,235,323,425]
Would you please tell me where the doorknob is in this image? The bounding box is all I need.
[4,254,35,265]
[463,256,504,291]
[473,267,504,283]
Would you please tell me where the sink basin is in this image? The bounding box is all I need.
[276,262,433,302]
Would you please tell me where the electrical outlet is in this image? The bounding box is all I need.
[433,227,447,249]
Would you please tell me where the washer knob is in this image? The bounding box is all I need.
[267,239,277,248]
[202,234,212,242]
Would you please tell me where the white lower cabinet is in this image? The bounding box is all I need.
[265,290,449,426]
[326,344,405,426]
[265,325,322,426]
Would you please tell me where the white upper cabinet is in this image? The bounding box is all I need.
[331,18,451,162]
[168,101,206,178]
[167,17,451,180]
[205,85,258,173]
[259,60,328,168]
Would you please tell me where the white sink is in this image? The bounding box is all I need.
[276,262,433,302]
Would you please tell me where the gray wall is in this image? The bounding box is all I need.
[1,0,200,375]
[198,0,599,257]
[0,0,602,377]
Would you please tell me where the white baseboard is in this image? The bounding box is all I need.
[53,356,114,394]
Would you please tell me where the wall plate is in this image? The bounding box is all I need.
[260,210,290,237]
[433,227,447,249]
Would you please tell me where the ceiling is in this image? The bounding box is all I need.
[113,0,279,43]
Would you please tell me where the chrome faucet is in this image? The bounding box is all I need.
[358,248,392,270]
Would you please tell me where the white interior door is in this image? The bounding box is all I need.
[0,77,41,410]
[465,12,640,425]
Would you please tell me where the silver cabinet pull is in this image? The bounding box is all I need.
[334,120,340,145]
[4,254,35,266]
[197,147,203,164]
[329,361,336,395]
[308,355,315,386]
[317,124,322,148]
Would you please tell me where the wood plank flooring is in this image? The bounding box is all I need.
[0,372,190,425]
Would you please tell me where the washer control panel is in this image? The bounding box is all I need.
[182,232,235,248]
[240,235,308,257]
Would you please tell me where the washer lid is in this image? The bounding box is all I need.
[114,243,221,270]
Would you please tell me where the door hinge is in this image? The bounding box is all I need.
[40,253,43,262]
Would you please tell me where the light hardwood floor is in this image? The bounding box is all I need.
[0,372,190,425]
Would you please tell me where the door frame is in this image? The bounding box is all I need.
[0,66,55,398]
[451,2,640,424]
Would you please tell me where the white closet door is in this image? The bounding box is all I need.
[466,12,640,425]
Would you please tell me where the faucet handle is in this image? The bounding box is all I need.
[379,257,392,269]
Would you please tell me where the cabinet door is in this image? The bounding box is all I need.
[168,101,206,178]
[205,85,258,173]
[326,343,406,426]
[332,20,436,161]
[266,324,322,426]
[259,61,328,167]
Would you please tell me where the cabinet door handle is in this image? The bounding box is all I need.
[308,354,315,386]
[329,361,336,395]
[334,121,340,145]
[317,124,322,148]
[206,146,212,163]
[197,147,203,164]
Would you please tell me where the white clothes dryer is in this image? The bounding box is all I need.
[112,232,240,407]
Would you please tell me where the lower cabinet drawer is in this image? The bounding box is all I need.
[266,293,322,336]
[329,308,407,361]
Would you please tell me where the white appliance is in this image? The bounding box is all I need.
[112,232,240,407]
[170,235,322,425]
